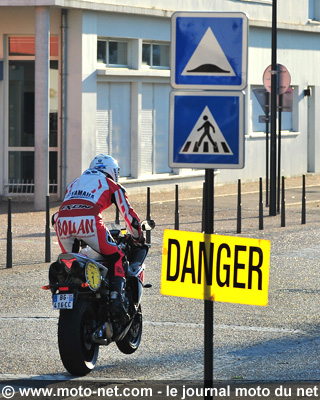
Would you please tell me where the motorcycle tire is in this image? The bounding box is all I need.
[58,299,99,376]
[116,311,142,354]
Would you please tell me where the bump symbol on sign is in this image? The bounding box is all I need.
[182,28,236,77]
[180,106,233,155]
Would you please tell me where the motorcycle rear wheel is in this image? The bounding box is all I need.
[116,311,142,354]
[58,299,99,376]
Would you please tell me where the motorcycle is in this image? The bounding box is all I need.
[42,219,155,376]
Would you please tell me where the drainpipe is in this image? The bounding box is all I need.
[60,8,68,197]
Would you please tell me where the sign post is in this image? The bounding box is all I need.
[263,63,291,213]
[203,169,214,396]
[169,11,248,398]
[270,0,278,216]
[253,88,270,206]
[161,228,271,397]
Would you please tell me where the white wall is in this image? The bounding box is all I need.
[55,0,310,25]
[96,12,170,41]
[46,4,320,185]
[1,0,320,198]
[0,0,311,25]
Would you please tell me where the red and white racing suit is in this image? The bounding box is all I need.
[54,169,142,277]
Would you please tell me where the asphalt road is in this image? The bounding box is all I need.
[1,175,320,398]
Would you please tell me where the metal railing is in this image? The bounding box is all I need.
[5,179,58,194]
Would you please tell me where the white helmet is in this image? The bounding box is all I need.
[89,154,119,182]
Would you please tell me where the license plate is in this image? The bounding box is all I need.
[53,293,74,309]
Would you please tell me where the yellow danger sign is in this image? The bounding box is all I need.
[161,229,270,306]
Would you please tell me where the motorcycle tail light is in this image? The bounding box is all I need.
[59,287,70,291]
[61,258,77,270]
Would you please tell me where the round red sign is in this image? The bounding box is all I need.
[263,64,291,95]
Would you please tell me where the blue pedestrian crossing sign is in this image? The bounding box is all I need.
[171,12,248,90]
[169,91,244,169]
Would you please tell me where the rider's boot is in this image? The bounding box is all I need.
[109,276,130,323]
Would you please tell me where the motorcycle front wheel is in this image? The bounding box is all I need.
[116,311,142,354]
[58,299,99,376]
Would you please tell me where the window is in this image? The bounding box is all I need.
[97,39,128,67]
[309,0,320,20]
[142,42,170,68]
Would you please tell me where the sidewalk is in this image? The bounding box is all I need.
[1,173,320,269]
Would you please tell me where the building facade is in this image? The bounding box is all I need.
[0,0,320,208]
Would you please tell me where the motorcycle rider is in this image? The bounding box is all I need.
[54,154,144,322]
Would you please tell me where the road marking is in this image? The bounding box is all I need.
[0,373,133,381]
[151,185,320,205]
[0,316,303,334]
[144,321,303,334]
[0,316,57,321]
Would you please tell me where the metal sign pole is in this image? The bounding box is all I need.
[169,14,248,397]
[270,0,277,216]
[265,92,270,210]
[277,93,283,213]
[203,169,214,400]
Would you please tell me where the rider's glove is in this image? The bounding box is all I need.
[51,212,58,227]
[133,233,145,246]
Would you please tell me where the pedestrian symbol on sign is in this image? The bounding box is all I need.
[180,106,233,155]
